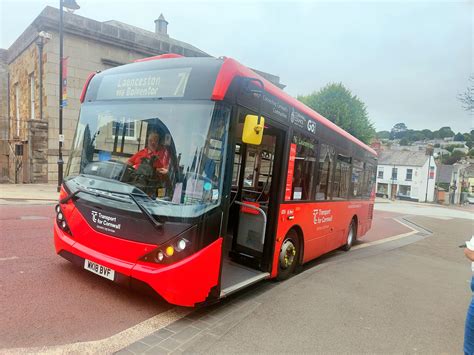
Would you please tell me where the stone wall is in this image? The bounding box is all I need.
[42,31,149,182]
[8,43,42,183]
[0,49,9,181]
[5,6,211,184]
[28,120,48,182]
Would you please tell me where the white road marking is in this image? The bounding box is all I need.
[353,218,419,250]
[0,214,430,354]
[1,307,191,355]
[0,256,19,261]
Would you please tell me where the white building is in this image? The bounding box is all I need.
[376,150,437,202]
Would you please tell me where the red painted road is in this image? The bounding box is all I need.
[361,210,412,243]
[0,204,171,349]
[0,204,409,349]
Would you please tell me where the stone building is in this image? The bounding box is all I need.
[1,6,285,184]
[0,6,210,184]
[0,49,8,181]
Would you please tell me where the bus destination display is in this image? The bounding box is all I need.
[96,68,192,100]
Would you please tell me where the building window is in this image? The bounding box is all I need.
[290,132,317,200]
[377,182,388,197]
[315,143,334,200]
[378,168,384,179]
[399,185,411,197]
[15,83,20,137]
[406,169,413,181]
[391,167,398,180]
[29,73,35,120]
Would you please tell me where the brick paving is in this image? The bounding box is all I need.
[116,296,261,354]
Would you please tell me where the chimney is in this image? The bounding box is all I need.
[154,14,169,36]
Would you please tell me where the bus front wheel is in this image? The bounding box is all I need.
[342,220,356,251]
[277,230,300,281]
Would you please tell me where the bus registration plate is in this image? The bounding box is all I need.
[84,259,115,281]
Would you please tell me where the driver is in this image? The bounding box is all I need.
[128,132,170,175]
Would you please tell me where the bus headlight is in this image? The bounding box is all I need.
[55,204,72,235]
[139,226,196,265]
[156,251,164,262]
[176,239,187,251]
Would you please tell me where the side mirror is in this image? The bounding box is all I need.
[242,114,264,145]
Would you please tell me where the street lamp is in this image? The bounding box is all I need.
[58,0,80,192]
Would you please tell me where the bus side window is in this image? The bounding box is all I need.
[333,153,351,200]
[315,143,334,200]
[291,132,317,201]
[352,159,364,199]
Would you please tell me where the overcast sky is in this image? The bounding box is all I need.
[1,0,472,133]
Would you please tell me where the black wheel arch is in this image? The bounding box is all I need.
[286,225,304,267]
[351,215,359,240]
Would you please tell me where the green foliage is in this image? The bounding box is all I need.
[399,138,409,146]
[437,182,450,191]
[446,144,464,153]
[390,123,408,139]
[454,132,465,141]
[469,148,474,157]
[436,126,455,138]
[297,83,375,144]
[442,150,466,164]
[421,129,434,140]
[376,130,390,139]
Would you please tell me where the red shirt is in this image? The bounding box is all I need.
[128,146,170,170]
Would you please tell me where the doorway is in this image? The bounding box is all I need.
[220,114,285,297]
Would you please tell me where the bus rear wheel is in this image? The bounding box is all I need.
[277,230,300,281]
[342,220,356,251]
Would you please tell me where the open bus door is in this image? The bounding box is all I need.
[219,111,286,298]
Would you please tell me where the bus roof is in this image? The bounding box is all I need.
[211,57,377,157]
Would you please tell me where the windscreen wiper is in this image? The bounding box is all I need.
[60,186,162,229]
[127,192,163,229]
[60,186,128,204]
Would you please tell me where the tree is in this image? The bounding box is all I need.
[399,138,409,146]
[390,123,408,140]
[453,132,465,141]
[436,126,455,139]
[458,75,474,113]
[446,144,464,153]
[376,130,390,139]
[469,148,474,157]
[442,150,466,165]
[298,83,375,144]
[405,130,425,142]
[421,129,433,140]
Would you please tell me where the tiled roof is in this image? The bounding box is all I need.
[378,150,429,167]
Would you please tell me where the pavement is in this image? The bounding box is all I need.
[1,185,473,354]
[113,212,472,354]
[0,183,59,204]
